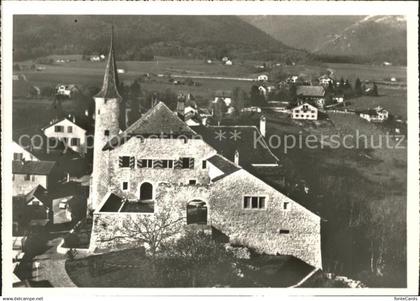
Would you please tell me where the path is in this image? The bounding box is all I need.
[31,237,76,287]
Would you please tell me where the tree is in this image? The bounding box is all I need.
[354,78,363,96]
[98,208,184,259]
[372,82,379,96]
[213,99,227,126]
[128,80,142,125]
[162,230,235,287]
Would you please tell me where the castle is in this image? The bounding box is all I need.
[88,32,322,269]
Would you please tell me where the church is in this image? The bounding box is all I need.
[88,32,322,269]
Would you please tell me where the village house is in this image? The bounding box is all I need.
[291,103,318,120]
[213,90,233,107]
[42,117,88,154]
[359,106,389,122]
[11,141,39,161]
[318,75,334,87]
[87,35,322,269]
[296,86,326,109]
[56,84,79,98]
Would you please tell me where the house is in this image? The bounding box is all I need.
[318,75,333,87]
[258,85,268,97]
[221,56,229,63]
[286,75,299,84]
[41,117,88,154]
[257,74,269,82]
[291,103,318,120]
[214,90,233,107]
[56,84,79,98]
[359,106,389,122]
[13,185,52,235]
[87,34,322,269]
[241,106,262,113]
[225,60,233,66]
[296,86,326,109]
[12,159,56,196]
[11,141,39,161]
[52,195,74,224]
[264,101,290,113]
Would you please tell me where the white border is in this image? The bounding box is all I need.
[2,0,419,297]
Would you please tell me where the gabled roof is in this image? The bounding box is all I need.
[208,154,240,181]
[103,102,197,150]
[12,160,55,175]
[41,117,87,132]
[94,27,121,99]
[25,185,51,207]
[296,86,325,97]
[99,193,124,212]
[195,125,279,167]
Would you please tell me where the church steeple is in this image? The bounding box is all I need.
[95,25,121,99]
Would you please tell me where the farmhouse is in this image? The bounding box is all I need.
[42,117,88,154]
[359,106,389,122]
[296,86,326,109]
[291,103,318,120]
[56,84,79,98]
[87,33,322,269]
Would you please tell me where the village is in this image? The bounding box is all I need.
[10,25,407,288]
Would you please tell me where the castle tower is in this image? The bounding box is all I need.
[88,28,122,212]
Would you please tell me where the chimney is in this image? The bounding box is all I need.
[234,150,240,166]
[260,115,266,137]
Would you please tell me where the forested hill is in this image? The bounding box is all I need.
[13,15,309,62]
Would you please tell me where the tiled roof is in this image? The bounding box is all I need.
[13,160,55,175]
[95,29,121,100]
[296,86,325,97]
[195,125,279,167]
[103,102,197,150]
[208,154,240,181]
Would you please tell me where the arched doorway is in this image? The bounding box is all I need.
[186,200,208,225]
[139,182,153,200]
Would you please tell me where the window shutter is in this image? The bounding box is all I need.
[154,160,163,168]
[137,159,143,168]
[189,158,195,169]
[129,157,135,169]
[119,156,123,167]
[174,159,183,169]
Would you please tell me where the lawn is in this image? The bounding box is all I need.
[65,248,313,287]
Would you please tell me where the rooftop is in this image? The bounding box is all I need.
[25,185,51,207]
[195,125,279,167]
[12,160,55,175]
[103,102,197,150]
[207,154,240,181]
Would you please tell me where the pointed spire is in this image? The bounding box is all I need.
[95,25,121,99]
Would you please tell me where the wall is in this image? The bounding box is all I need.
[209,169,322,268]
[11,142,39,161]
[13,174,47,196]
[105,137,216,201]
[43,118,87,154]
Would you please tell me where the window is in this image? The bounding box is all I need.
[279,229,290,234]
[119,156,135,168]
[243,196,266,209]
[24,174,31,181]
[54,125,64,132]
[104,130,110,136]
[32,200,40,206]
[70,138,80,146]
[311,115,315,119]
[202,160,207,169]
[162,160,173,168]
[122,181,129,190]
[181,157,194,169]
[31,175,35,182]
[283,201,290,210]
[67,126,73,133]
[189,179,197,185]
[13,153,23,161]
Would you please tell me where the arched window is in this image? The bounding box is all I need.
[139,182,153,201]
[186,200,208,225]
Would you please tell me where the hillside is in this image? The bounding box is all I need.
[242,15,407,65]
[13,15,308,62]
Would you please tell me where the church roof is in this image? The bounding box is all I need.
[103,102,197,150]
[95,27,121,99]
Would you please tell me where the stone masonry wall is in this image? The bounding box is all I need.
[209,169,322,268]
